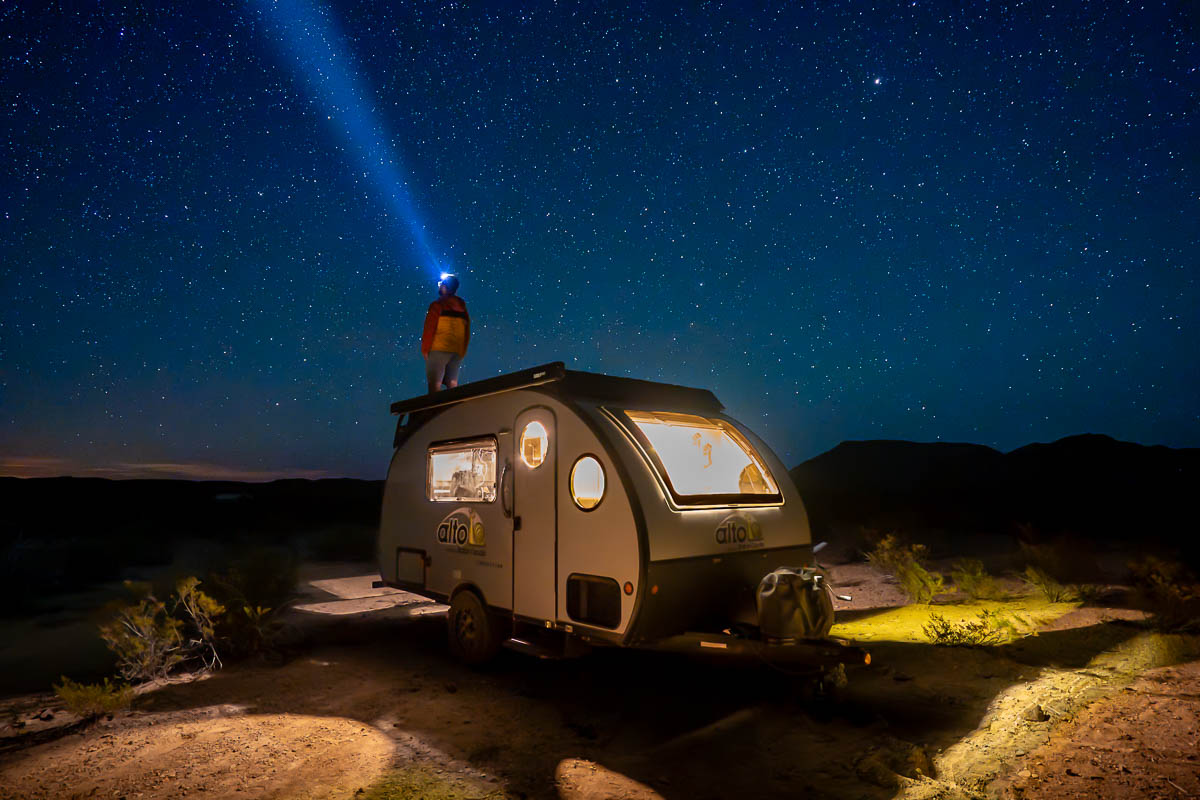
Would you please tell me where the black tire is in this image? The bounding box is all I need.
[447,590,503,665]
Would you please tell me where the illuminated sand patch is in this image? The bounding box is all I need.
[831,598,1079,644]
[358,763,506,800]
[0,713,394,800]
[893,632,1200,799]
[556,758,664,800]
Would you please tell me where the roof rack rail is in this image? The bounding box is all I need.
[390,362,567,416]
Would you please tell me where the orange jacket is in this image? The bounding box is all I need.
[421,295,470,357]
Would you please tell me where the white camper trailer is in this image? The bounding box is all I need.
[378,363,867,668]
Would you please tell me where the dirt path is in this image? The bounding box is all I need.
[1,563,1197,800]
[993,659,1200,799]
[1,710,394,800]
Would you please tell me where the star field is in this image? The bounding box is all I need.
[1,0,1197,479]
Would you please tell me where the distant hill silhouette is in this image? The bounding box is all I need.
[790,434,1199,559]
[3,434,1197,610]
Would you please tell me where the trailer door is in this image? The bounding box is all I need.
[513,407,557,621]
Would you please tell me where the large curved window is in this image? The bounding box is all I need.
[616,410,781,506]
[520,421,548,468]
[570,456,606,510]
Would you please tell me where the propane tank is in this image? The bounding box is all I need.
[756,566,835,642]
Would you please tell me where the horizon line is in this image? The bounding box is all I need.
[0,457,376,482]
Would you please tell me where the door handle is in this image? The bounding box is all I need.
[500,459,513,518]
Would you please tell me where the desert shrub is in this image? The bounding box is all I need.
[867,534,944,604]
[1072,582,1107,605]
[1018,534,1102,586]
[1021,565,1072,602]
[923,610,1011,647]
[222,604,288,658]
[204,547,297,658]
[950,559,1008,601]
[99,577,225,682]
[205,546,298,613]
[1017,536,1066,575]
[99,584,184,681]
[1129,556,1200,631]
[54,676,135,718]
[175,576,225,671]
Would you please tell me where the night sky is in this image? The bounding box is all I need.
[2,1,1197,481]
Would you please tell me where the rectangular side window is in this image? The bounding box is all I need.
[427,439,498,502]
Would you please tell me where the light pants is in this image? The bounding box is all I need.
[425,350,463,392]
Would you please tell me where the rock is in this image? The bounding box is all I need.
[855,753,905,789]
[444,682,458,693]
[1022,704,1050,722]
[854,737,933,787]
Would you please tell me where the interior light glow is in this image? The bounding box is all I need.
[520,421,548,468]
[570,456,605,509]
[427,441,497,501]
[624,410,778,497]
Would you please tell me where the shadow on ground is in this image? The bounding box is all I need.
[120,604,1167,800]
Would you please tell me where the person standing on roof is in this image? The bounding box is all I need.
[422,273,470,393]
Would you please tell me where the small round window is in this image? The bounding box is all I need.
[570,456,606,510]
[520,421,548,468]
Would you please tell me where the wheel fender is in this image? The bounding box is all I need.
[449,582,487,608]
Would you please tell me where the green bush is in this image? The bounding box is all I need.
[867,534,945,604]
[1072,582,1107,605]
[222,604,287,658]
[99,577,225,682]
[1129,556,1200,631]
[99,584,184,681]
[204,547,297,658]
[205,546,298,615]
[923,610,1011,647]
[175,576,225,671]
[950,559,1008,601]
[53,677,135,718]
[1018,538,1066,578]
[1021,565,1072,602]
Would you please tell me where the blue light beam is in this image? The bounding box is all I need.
[252,0,442,274]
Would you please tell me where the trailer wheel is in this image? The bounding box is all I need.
[448,590,503,665]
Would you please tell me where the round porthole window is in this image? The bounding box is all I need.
[520,421,548,468]
[570,456,606,510]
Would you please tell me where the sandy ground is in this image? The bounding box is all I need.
[0,561,1197,800]
[993,659,1200,799]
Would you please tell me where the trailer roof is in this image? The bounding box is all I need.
[389,362,723,416]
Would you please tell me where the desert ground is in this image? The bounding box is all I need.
[1,558,1197,800]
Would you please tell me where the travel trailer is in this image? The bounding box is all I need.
[378,363,867,668]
